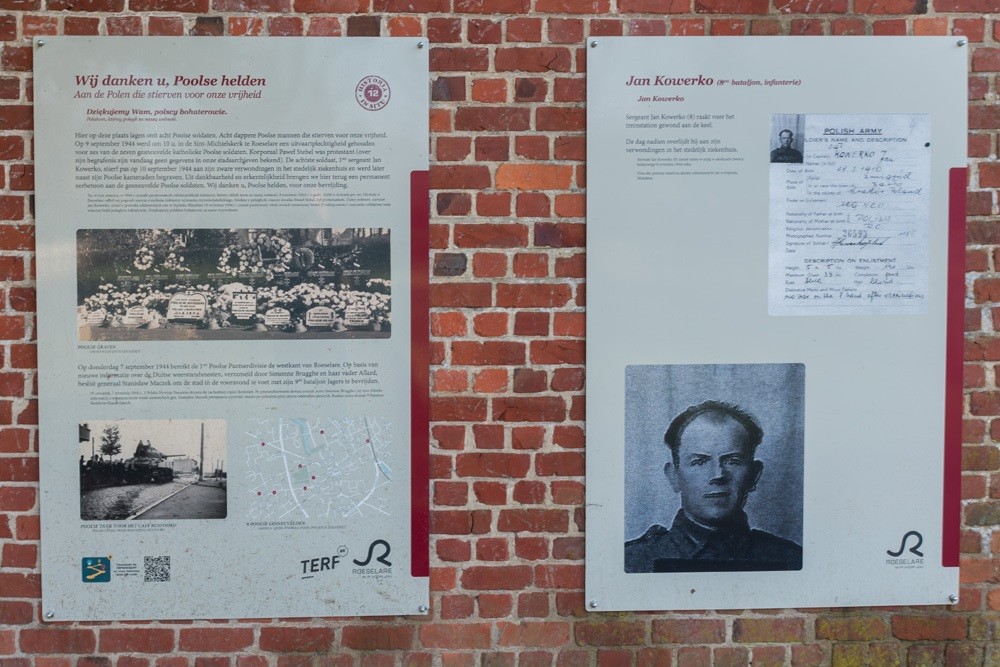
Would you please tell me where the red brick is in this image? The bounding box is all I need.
[506,17,542,42]
[473,424,505,449]
[98,629,174,654]
[513,253,549,278]
[498,621,571,647]
[460,565,533,590]
[476,593,514,618]
[575,621,646,646]
[471,251,505,278]
[496,47,571,72]
[436,538,471,562]
[513,368,547,392]
[430,284,492,308]
[430,165,491,189]
[496,284,572,308]
[512,426,546,450]
[494,397,566,422]
[434,481,468,506]
[474,481,507,505]
[455,107,530,131]
[0,572,39,598]
[515,136,550,160]
[431,397,488,421]
[452,341,525,365]
[513,480,546,503]
[0,485,34,510]
[498,508,568,532]
[472,79,507,103]
[439,594,474,619]
[478,192,512,216]
[20,629,94,654]
[475,134,510,160]
[456,452,531,478]
[476,537,509,560]
[428,17,461,42]
[177,628,253,652]
[0,456,36,481]
[474,368,508,393]
[815,617,888,641]
[530,340,584,364]
[258,627,334,653]
[149,16,185,34]
[733,618,804,643]
[535,452,584,476]
[0,550,27,584]
[455,224,529,248]
[496,164,573,190]
[432,509,491,535]
[891,615,967,640]
[0,600,33,625]
[341,626,413,650]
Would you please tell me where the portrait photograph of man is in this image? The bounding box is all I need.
[769,113,805,164]
[623,363,804,574]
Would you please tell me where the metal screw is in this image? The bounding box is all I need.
[44,611,54,619]
[949,594,958,604]
[588,600,598,609]
[37,40,45,47]
[417,41,425,49]
[418,604,428,613]
[590,40,598,48]
[957,39,967,47]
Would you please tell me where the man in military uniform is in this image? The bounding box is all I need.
[625,401,802,573]
[770,129,803,163]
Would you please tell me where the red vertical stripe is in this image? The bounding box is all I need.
[410,170,431,578]
[942,167,966,568]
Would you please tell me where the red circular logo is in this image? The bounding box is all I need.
[355,76,390,111]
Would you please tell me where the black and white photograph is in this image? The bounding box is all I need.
[79,419,227,520]
[76,227,391,341]
[769,114,805,164]
[623,363,804,574]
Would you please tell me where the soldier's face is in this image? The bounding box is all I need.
[666,414,763,528]
[779,132,793,148]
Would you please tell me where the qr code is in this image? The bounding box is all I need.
[144,556,170,582]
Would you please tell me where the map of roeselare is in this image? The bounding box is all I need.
[245,417,392,520]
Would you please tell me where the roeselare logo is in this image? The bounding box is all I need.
[885,530,924,569]
[355,76,391,111]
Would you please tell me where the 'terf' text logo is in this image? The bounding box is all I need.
[885,530,924,568]
[300,555,340,579]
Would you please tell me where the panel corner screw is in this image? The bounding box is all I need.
[589,40,598,48]
[588,600,598,608]
[37,39,45,47]
[417,41,425,49]
[957,39,967,47]
[949,594,958,604]
[44,611,54,619]
[418,604,428,613]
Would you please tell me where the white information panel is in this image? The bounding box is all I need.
[35,37,430,620]
[586,37,965,611]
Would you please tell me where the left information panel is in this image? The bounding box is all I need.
[34,37,430,621]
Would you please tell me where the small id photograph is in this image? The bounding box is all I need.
[623,363,804,574]
[769,114,805,164]
[79,419,227,520]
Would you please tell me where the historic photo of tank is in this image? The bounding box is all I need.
[76,227,391,341]
[79,419,227,521]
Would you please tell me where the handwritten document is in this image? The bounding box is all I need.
[769,114,930,315]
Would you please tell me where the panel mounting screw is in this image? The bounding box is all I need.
[588,600,598,608]
[37,40,45,47]
[949,594,958,604]
[418,604,428,613]
[44,611,54,619]
[417,41,425,49]
[590,40,598,48]
[957,39,967,47]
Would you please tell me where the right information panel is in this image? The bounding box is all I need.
[586,37,966,611]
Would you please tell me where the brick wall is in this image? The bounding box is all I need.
[1,1,998,665]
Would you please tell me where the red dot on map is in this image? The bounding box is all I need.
[260,442,265,446]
